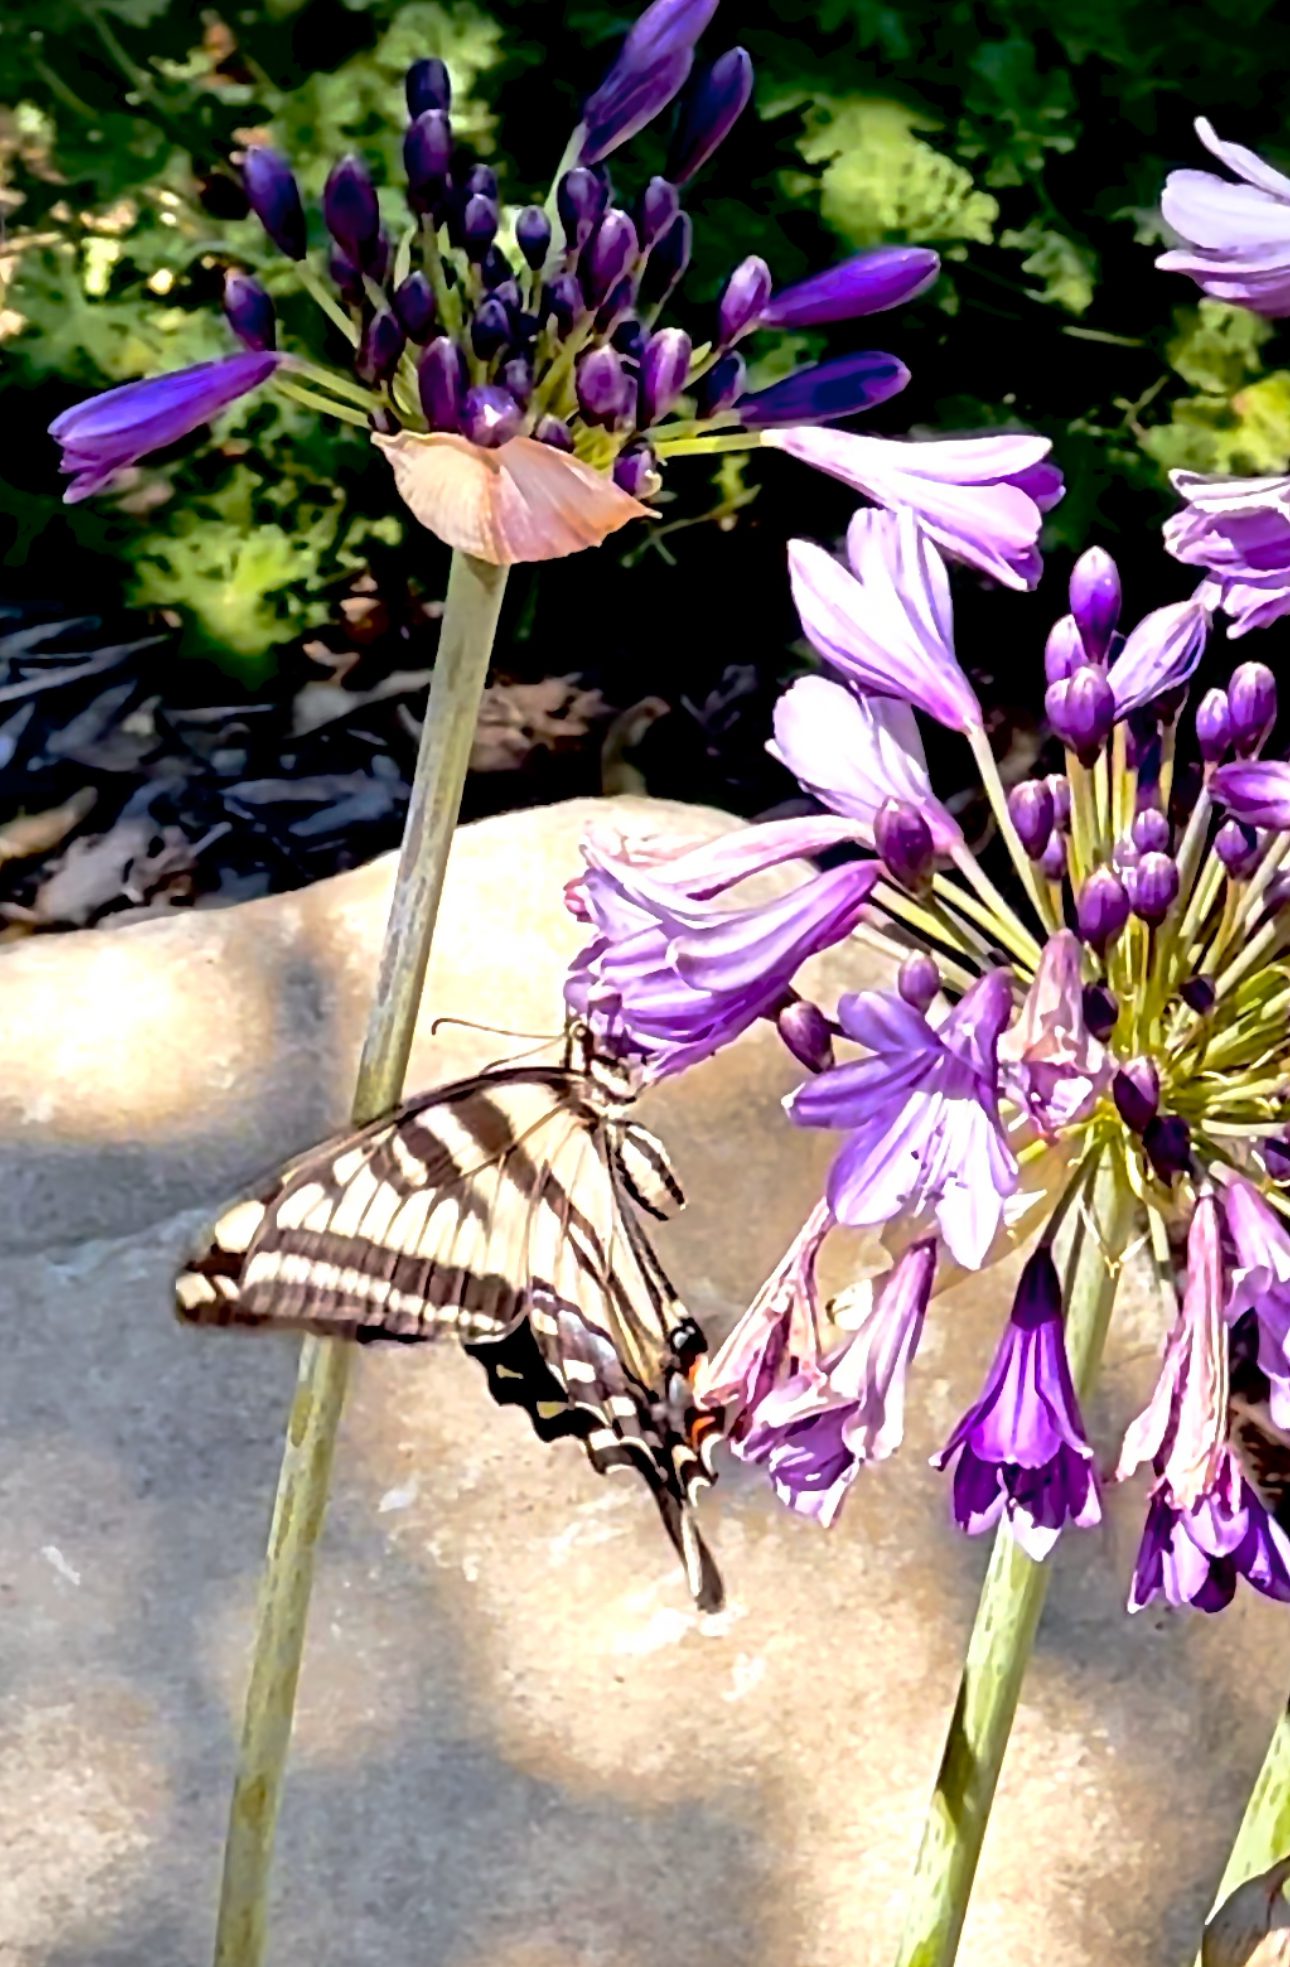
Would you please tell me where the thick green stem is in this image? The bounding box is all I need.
[892,1154,1135,1967]
[211,551,510,1967]
[1194,1705,1290,1966]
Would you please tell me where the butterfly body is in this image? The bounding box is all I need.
[177,1027,723,1609]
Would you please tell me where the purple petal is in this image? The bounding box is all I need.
[759,247,940,328]
[770,675,962,851]
[51,353,280,501]
[672,860,880,992]
[1212,759,1290,827]
[739,351,910,428]
[1107,595,1211,717]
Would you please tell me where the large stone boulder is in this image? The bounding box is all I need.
[0,798,1278,1967]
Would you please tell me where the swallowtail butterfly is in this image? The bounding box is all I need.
[175,1023,724,1610]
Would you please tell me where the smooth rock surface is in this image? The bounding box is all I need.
[0,796,1282,1967]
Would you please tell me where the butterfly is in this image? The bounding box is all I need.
[175,1021,724,1610]
[1229,1315,1290,1530]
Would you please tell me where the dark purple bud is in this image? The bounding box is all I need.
[637,175,680,248]
[1114,834,1141,876]
[596,273,639,334]
[393,272,436,342]
[639,211,693,309]
[613,443,659,498]
[668,47,754,184]
[1229,661,1278,756]
[695,350,745,418]
[471,296,513,361]
[1131,807,1171,854]
[1130,850,1179,924]
[223,272,276,352]
[323,155,381,262]
[534,414,574,451]
[558,167,606,253]
[737,351,910,429]
[368,230,392,285]
[1180,976,1216,1015]
[461,383,522,449]
[1039,831,1067,881]
[1264,1137,1290,1182]
[717,254,772,345]
[418,335,466,432]
[357,308,405,384]
[898,951,940,1012]
[1195,687,1232,764]
[1046,773,1072,832]
[577,345,632,427]
[777,997,835,1073]
[638,326,691,427]
[1054,666,1115,762]
[404,111,453,207]
[581,0,718,165]
[545,272,587,337]
[1007,778,1054,859]
[242,146,306,260]
[1077,866,1130,951]
[516,205,552,271]
[1125,708,1161,776]
[1082,983,1118,1041]
[328,244,363,308]
[462,193,499,262]
[584,209,639,306]
[875,798,934,889]
[463,164,498,201]
[1144,1113,1192,1184]
[760,246,942,330]
[1044,614,1084,686]
[406,57,451,116]
[1068,546,1121,664]
[488,274,522,313]
[500,355,533,408]
[1216,818,1261,878]
[1113,1057,1160,1134]
[612,315,648,362]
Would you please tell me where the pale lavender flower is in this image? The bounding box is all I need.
[1225,1176,1290,1427]
[734,1239,936,1525]
[933,1246,1101,1560]
[1117,1192,1227,1509]
[788,969,1018,1269]
[788,509,982,733]
[50,353,281,501]
[1164,471,1290,636]
[1106,593,1212,718]
[999,930,1109,1137]
[769,675,963,855]
[766,428,1062,590]
[1157,119,1290,316]
[694,1201,832,1435]
[1129,1449,1290,1612]
[1212,759,1290,827]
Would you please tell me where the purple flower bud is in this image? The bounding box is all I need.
[695,350,745,418]
[1050,667,1114,762]
[1195,687,1232,764]
[1039,831,1067,881]
[515,205,552,272]
[462,163,498,202]
[1180,976,1216,1015]
[418,335,466,432]
[470,296,513,361]
[558,167,606,253]
[328,243,364,307]
[534,414,574,452]
[613,443,659,498]
[404,111,453,208]
[737,351,910,429]
[242,147,306,260]
[1047,773,1072,832]
[637,175,680,248]
[1130,850,1179,924]
[1113,1057,1160,1134]
[1044,614,1085,686]
[1264,1137,1290,1182]
[596,272,639,334]
[638,326,692,427]
[717,254,772,345]
[223,272,276,352]
[777,995,835,1073]
[1144,1113,1191,1184]
[761,246,942,330]
[323,155,381,263]
[1215,818,1261,879]
[583,208,639,307]
[1131,807,1171,854]
[612,314,648,362]
[1082,983,1118,1040]
[1068,546,1121,664]
[639,211,692,308]
[406,57,451,116]
[898,951,940,1012]
[357,308,406,384]
[462,193,499,262]
[577,345,632,427]
[875,798,934,889]
[488,275,522,314]
[393,272,436,342]
[1229,660,1278,756]
[668,47,754,183]
[1007,778,1054,859]
[545,272,587,337]
[581,0,719,166]
[499,356,533,409]
[1077,866,1130,951]
[1125,708,1160,776]
[461,383,522,449]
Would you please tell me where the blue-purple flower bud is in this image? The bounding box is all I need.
[694,350,745,418]
[761,246,942,329]
[1043,615,1084,686]
[577,345,632,427]
[612,315,648,362]
[637,175,680,249]
[488,274,521,312]
[1195,687,1232,764]
[1229,660,1278,756]
[406,57,451,116]
[1131,806,1170,855]
[545,272,587,337]
[558,167,606,253]
[898,951,940,1012]
[1216,818,1261,878]
[717,254,772,345]
[1144,1113,1191,1184]
[1046,773,1072,832]
[596,273,639,334]
[393,272,436,342]
[461,193,499,262]
[328,243,364,308]
[875,798,934,889]
[1113,1057,1160,1134]
[584,209,639,306]
[1068,546,1121,664]
[776,997,835,1074]
[357,308,406,384]
[1082,983,1118,1041]
[668,47,754,183]
[613,443,660,498]
[461,383,522,449]
[1039,831,1067,881]
[639,211,693,309]
[638,327,692,427]
[500,356,534,409]
[418,335,466,432]
[580,0,719,166]
[534,414,574,451]
[223,272,276,352]
[1076,866,1129,951]
[1007,778,1054,859]
[242,146,306,260]
[737,351,910,429]
[462,163,498,202]
[404,111,453,209]
[1265,1137,1290,1182]
[516,205,552,271]
[471,296,513,360]
[1129,850,1179,924]
[1181,976,1216,1015]
[1049,666,1114,763]
[323,155,381,263]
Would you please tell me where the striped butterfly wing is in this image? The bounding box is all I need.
[1228,1329,1290,1530]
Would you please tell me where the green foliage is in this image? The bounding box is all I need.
[1140,301,1290,476]
[795,99,1000,249]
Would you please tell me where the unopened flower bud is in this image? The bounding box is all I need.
[1008,778,1054,858]
[1082,983,1118,1040]
[613,443,660,498]
[584,208,639,306]
[1113,1057,1160,1134]
[223,272,276,351]
[470,295,512,360]
[1039,831,1067,881]
[1068,546,1121,664]
[515,205,552,271]
[393,272,436,342]
[534,413,574,451]
[1195,686,1232,764]
[357,308,405,384]
[1229,660,1278,756]
[898,952,940,1012]
[596,273,638,334]
[499,355,533,408]
[1132,807,1170,854]
[462,163,498,202]
[668,46,754,184]
[717,254,772,345]
[461,192,499,261]
[640,211,693,309]
[1050,667,1115,762]
[418,335,466,432]
[612,315,648,362]
[558,166,605,253]
[1216,818,1261,878]
[1044,614,1085,686]
[323,154,381,262]
[406,57,451,116]
[404,110,453,208]
[875,799,934,889]
[638,327,692,427]
[1265,1137,1290,1182]
[637,175,680,248]
[777,997,835,1073]
[577,345,632,426]
[242,146,306,260]
[461,383,522,449]
[1130,850,1179,924]
[1144,1112,1192,1183]
[1077,866,1130,951]
[545,272,586,337]
[1181,976,1216,1015]
[695,350,746,417]
[1047,773,1072,831]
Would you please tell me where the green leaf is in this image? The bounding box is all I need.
[998,221,1098,315]
[1164,300,1273,395]
[1142,372,1290,477]
[795,98,998,249]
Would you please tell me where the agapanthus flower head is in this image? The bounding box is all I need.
[1158,118,1290,316]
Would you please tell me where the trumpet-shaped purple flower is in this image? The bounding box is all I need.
[695,1201,832,1435]
[999,931,1109,1136]
[733,1239,937,1525]
[769,675,963,855]
[1117,1192,1227,1510]
[1157,119,1290,316]
[1129,1449,1290,1612]
[1212,759,1290,827]
[788,509,982,734]
[934,1247,1100,1559]
[1164,471,1290,636]
[1106,593,1212,718]
[581,0,718,163]
[788,969,1018,1269]
[49,353,281,502]
[759,247,941,328]
[765,428,1062,590]
[1225,1176,1290,1427]
[738,351,910,429]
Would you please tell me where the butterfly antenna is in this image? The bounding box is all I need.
[429,1015,560,1044]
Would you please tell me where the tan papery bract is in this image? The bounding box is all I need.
[1204,1859,1290,1966]
[373,430,651,564]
